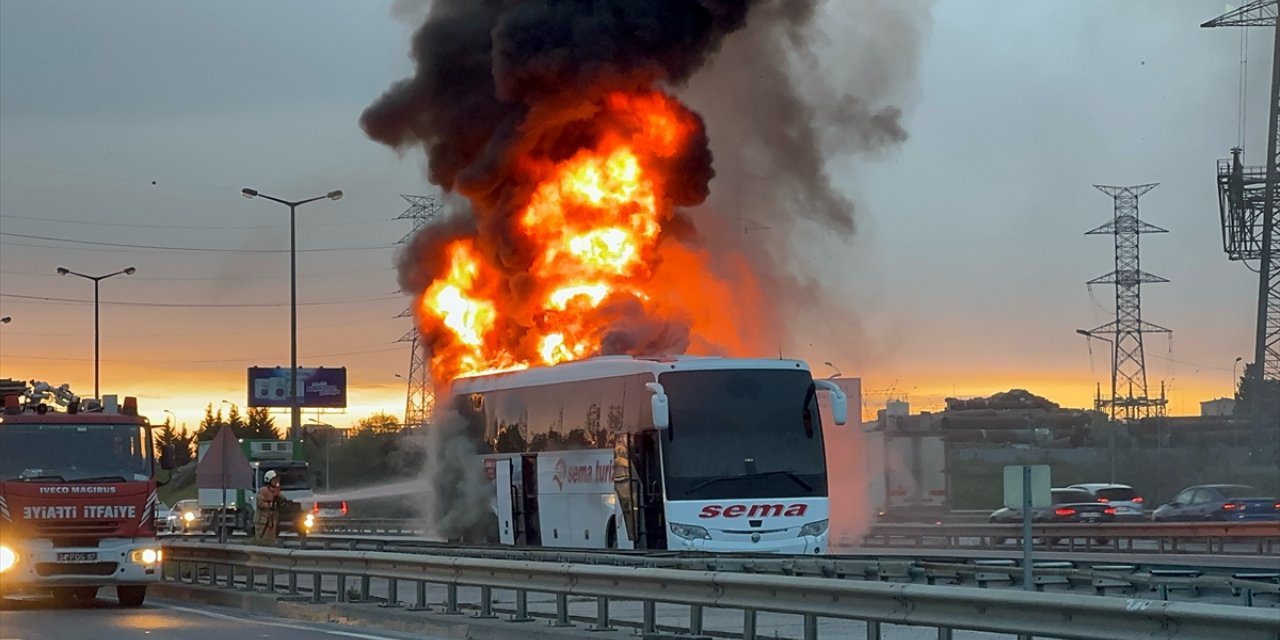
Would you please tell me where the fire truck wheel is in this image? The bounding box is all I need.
[117,585,147,607]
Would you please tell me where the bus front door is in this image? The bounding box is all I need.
[634,431,667,550]
[495,458,516,545]
[519,454,541,545]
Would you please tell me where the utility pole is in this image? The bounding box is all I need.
[396,195,442,430]
[1204,0,1279,443]
[1083,184,1170,421]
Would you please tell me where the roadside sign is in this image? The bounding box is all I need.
[1002,465,1051,509]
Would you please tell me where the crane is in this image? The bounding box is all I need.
[1204,1,1280,431]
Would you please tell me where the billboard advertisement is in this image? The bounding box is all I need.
[247,367,346,408]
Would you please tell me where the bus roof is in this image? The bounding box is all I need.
[449,355,811,395]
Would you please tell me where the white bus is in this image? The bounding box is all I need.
[449,355,848,554]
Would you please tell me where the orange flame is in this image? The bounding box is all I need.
[416,90,746,383]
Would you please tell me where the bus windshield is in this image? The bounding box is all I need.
[0,423,153,482]
[659,368,828,500]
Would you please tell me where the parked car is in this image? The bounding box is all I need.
[989,488,1117,524]
[1152,484,1280,522]
[168,499,204,533]
[155,501,172,531]
[1066,483,1145,521]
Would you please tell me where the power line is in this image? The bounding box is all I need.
[0,267,395,282]
[0,316,398,338]
[0,232,395,253]
[0,344,405,365]
[0,292,402,308]
[0,212,396,230]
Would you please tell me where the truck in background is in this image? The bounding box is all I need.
[0,382,172,606]
[196,439,315,535]
[866,400,948,522]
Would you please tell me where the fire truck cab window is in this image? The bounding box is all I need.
[0,424,152,481]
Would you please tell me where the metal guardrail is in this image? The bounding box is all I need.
[160,542,1279,640]
[290,517,1280,555]
[864,521,1280,554]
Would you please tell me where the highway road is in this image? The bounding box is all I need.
[0,594,449,640]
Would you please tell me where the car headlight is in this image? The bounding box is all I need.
[798,519,829,537]
[669,522,710,540]
[182,511,196,522]
[129,548,161,564]
[0,545,17,573]
[303,514,316,529]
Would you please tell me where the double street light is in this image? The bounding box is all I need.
[241,187,343,441]
[57,266,136,399]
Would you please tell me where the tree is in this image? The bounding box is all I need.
[225,404,247,438]
[351,412,401,435]
[155,419,197,468]
[194,404,223,442]
[1234,362,1280,421]
[245,407,279,439]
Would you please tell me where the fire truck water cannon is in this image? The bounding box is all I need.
[13,380,103,414]
[0,383,167,607]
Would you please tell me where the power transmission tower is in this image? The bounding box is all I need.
[1083,184,1170,421]
[1203,1,1279,437]
[396,195,442,430]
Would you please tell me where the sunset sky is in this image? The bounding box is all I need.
[0,1,1270,429]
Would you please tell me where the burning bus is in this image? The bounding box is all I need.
[450,355,847,554]
[0,384,170,606]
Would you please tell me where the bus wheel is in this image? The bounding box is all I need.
[117,585,147,607]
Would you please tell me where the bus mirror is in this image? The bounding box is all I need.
[814,380,849,426]
[646,382,670,430]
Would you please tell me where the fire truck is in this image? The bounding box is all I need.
[0,382,172,606]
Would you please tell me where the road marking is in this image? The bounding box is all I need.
[156,603,410,640]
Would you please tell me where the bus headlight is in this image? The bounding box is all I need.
[129,548,161,565]
[669,522,710,540]
[0,545,17,573]
[303,514,316,530]
[798,519,829,537]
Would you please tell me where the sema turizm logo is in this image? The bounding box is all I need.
[552,458,612,490]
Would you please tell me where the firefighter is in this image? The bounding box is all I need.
[253,470,294,545]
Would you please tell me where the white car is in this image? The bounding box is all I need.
[155,502,172,532]
[167,499,203,533]
[1067,483,1145,521]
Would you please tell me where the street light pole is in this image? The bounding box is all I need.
[241,187,343,441]
[1077,328,1118,483]
[57,266,136,399]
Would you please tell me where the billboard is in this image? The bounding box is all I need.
[247,367,346,408]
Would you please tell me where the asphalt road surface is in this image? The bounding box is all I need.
[0,593,449,640]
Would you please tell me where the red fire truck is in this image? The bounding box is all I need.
[0,383,171,606]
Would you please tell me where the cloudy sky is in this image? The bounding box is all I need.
[0,0,1271,428]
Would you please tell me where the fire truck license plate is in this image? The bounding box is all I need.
[56,552,97,562]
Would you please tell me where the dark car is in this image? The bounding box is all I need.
[1152,484,1280,522]
[989,488,1117,524]
[1066,483,1145,521]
